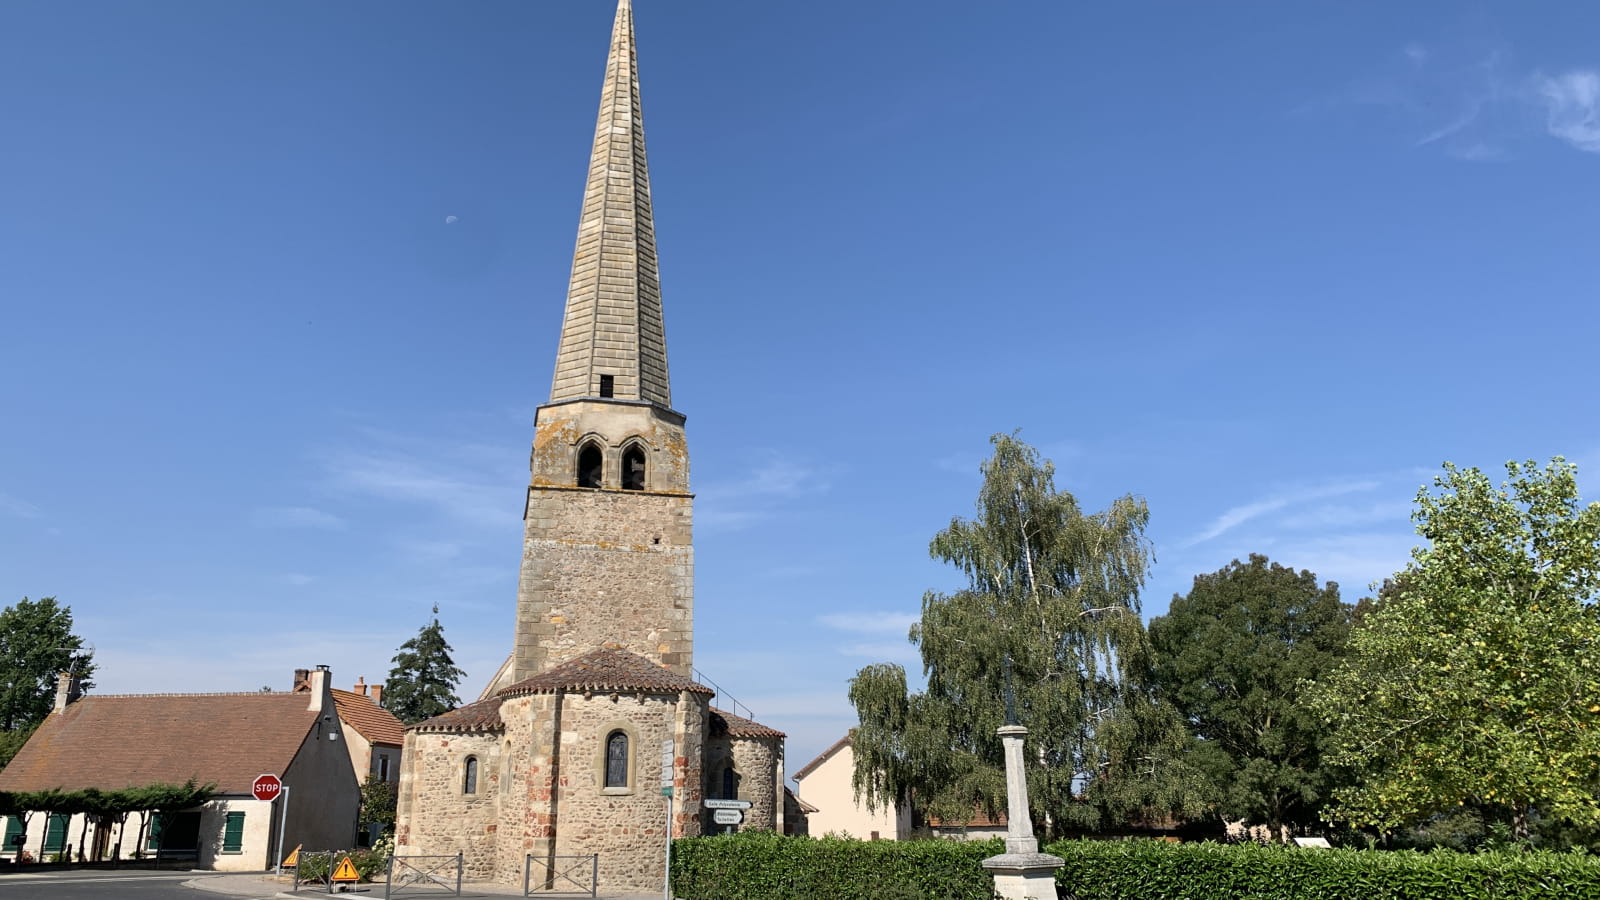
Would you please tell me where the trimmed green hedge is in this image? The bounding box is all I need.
[670,832,1600,900]
[671,832,1001,900]
[1047,839,1600,900]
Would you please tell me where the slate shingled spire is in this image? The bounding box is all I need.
[549,0,670,408]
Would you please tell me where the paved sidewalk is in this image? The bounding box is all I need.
[184,871,665,900]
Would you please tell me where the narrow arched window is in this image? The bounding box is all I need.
[605,731,629,788]
[721,765,736,801]
[577,443,603,488]
[621,445,646,491]
[463,756,479,794]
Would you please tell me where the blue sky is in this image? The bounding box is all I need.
[3,0,1599,776]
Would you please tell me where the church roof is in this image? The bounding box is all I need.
[548,0,672,408]
[710,707,786,740]
[0,693,318,795]
[331,688,407,746]
[410,696,507,734]
[497,648,713,699]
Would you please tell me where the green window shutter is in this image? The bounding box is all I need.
[44,813,67,853]
[222,812,245,853]
[147,815,163,851]
[3,815,23,850]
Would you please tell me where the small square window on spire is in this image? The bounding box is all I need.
[599,375,615,398]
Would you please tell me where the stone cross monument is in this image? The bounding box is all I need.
[981,664,1064,899]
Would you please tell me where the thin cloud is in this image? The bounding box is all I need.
[1185,480,1379,547]
[251,506,346,530]
[817,611,918,635]
[1537,70,1600,153]
[319,434,519,529]
[0,493,40,518]
[696,452,829,531]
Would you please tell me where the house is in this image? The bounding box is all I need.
[0,665,359,870]
[322,674,405,844]
[791,733,912,840]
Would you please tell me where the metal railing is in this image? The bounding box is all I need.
[692,668,755,721]
[386,853,464,898]
[523,854,598,897]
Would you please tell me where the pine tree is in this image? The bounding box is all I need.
[384,605,466,725]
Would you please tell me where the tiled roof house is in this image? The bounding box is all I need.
[0,666,359,870]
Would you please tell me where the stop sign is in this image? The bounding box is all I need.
[252,774,282,803]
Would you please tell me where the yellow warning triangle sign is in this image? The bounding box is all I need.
[281,844,302,867]
[331,856,361,882]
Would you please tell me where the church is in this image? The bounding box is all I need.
[393,1,787,891]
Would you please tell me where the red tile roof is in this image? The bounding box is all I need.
[410,697,506,734]
[710,707,785,739]
[0,693,318,795]
[497,648,713,699]
[331,689,406,746]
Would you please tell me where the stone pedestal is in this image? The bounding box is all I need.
[981,725,1063,900]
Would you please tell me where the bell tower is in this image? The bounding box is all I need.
[510,0,693,684]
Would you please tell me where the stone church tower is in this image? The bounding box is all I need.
[394,2,785,891]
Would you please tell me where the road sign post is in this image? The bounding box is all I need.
[252,774,282,803]
[660,739,674,900]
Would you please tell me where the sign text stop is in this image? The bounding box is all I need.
[252,774,282,803]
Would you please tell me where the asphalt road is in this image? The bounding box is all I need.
[0,870,278,900]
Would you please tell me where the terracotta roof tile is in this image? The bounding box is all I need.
[709,707,785,739]
[0,693,318,795]
[411,697,506,734]
[497,649,712,698]
[331,689,406,746]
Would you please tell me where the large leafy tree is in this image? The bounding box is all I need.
[1310,458,1600,840]
[384,605,466,725]
[849,433,1204,835]
[1149,555,1352,839]
[0,597,95,734]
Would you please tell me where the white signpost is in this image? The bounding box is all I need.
[660,739,675,900]
[711,809,744,826]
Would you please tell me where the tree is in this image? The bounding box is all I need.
[0,597,95,733]
[359,774,398,837]
[384,605,465,725]
[849,433,1205,835]
[1149,555,1353,839]
[1310,458,1600,840]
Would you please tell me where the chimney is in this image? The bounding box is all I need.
[53,671,82,713]
[354,676,367,697]
[292,668,312,693]
[369,683,383,707]
[306,665,331,712]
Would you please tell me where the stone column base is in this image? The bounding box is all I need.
[982,852,1064,900]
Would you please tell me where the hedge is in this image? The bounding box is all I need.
[671,832,1001,900]
[670,832,1600,900]
[1047,839,1600,900]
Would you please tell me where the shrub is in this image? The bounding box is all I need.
[1046,838,1600,900]
[296,848,389,884]
[671,832,1001,900]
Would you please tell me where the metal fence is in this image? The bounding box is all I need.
[386,853,464,898]
[523,854,598,897]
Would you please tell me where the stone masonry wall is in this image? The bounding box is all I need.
[729,736,780,832]
[396,731,503,879]
[544,691,695,892]
[516,488,693,680]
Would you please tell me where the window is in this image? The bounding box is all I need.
[463,756,479,794]
[44,813,67,854]
[577,443,603,488]
[147,815,163,851]
[377,753,391,782]
[604,731,629,788]
[721,765,736,801]
[222,812,245,853]
[599,374,615,398]
[621,445,646,491]
[3,815,23,852]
